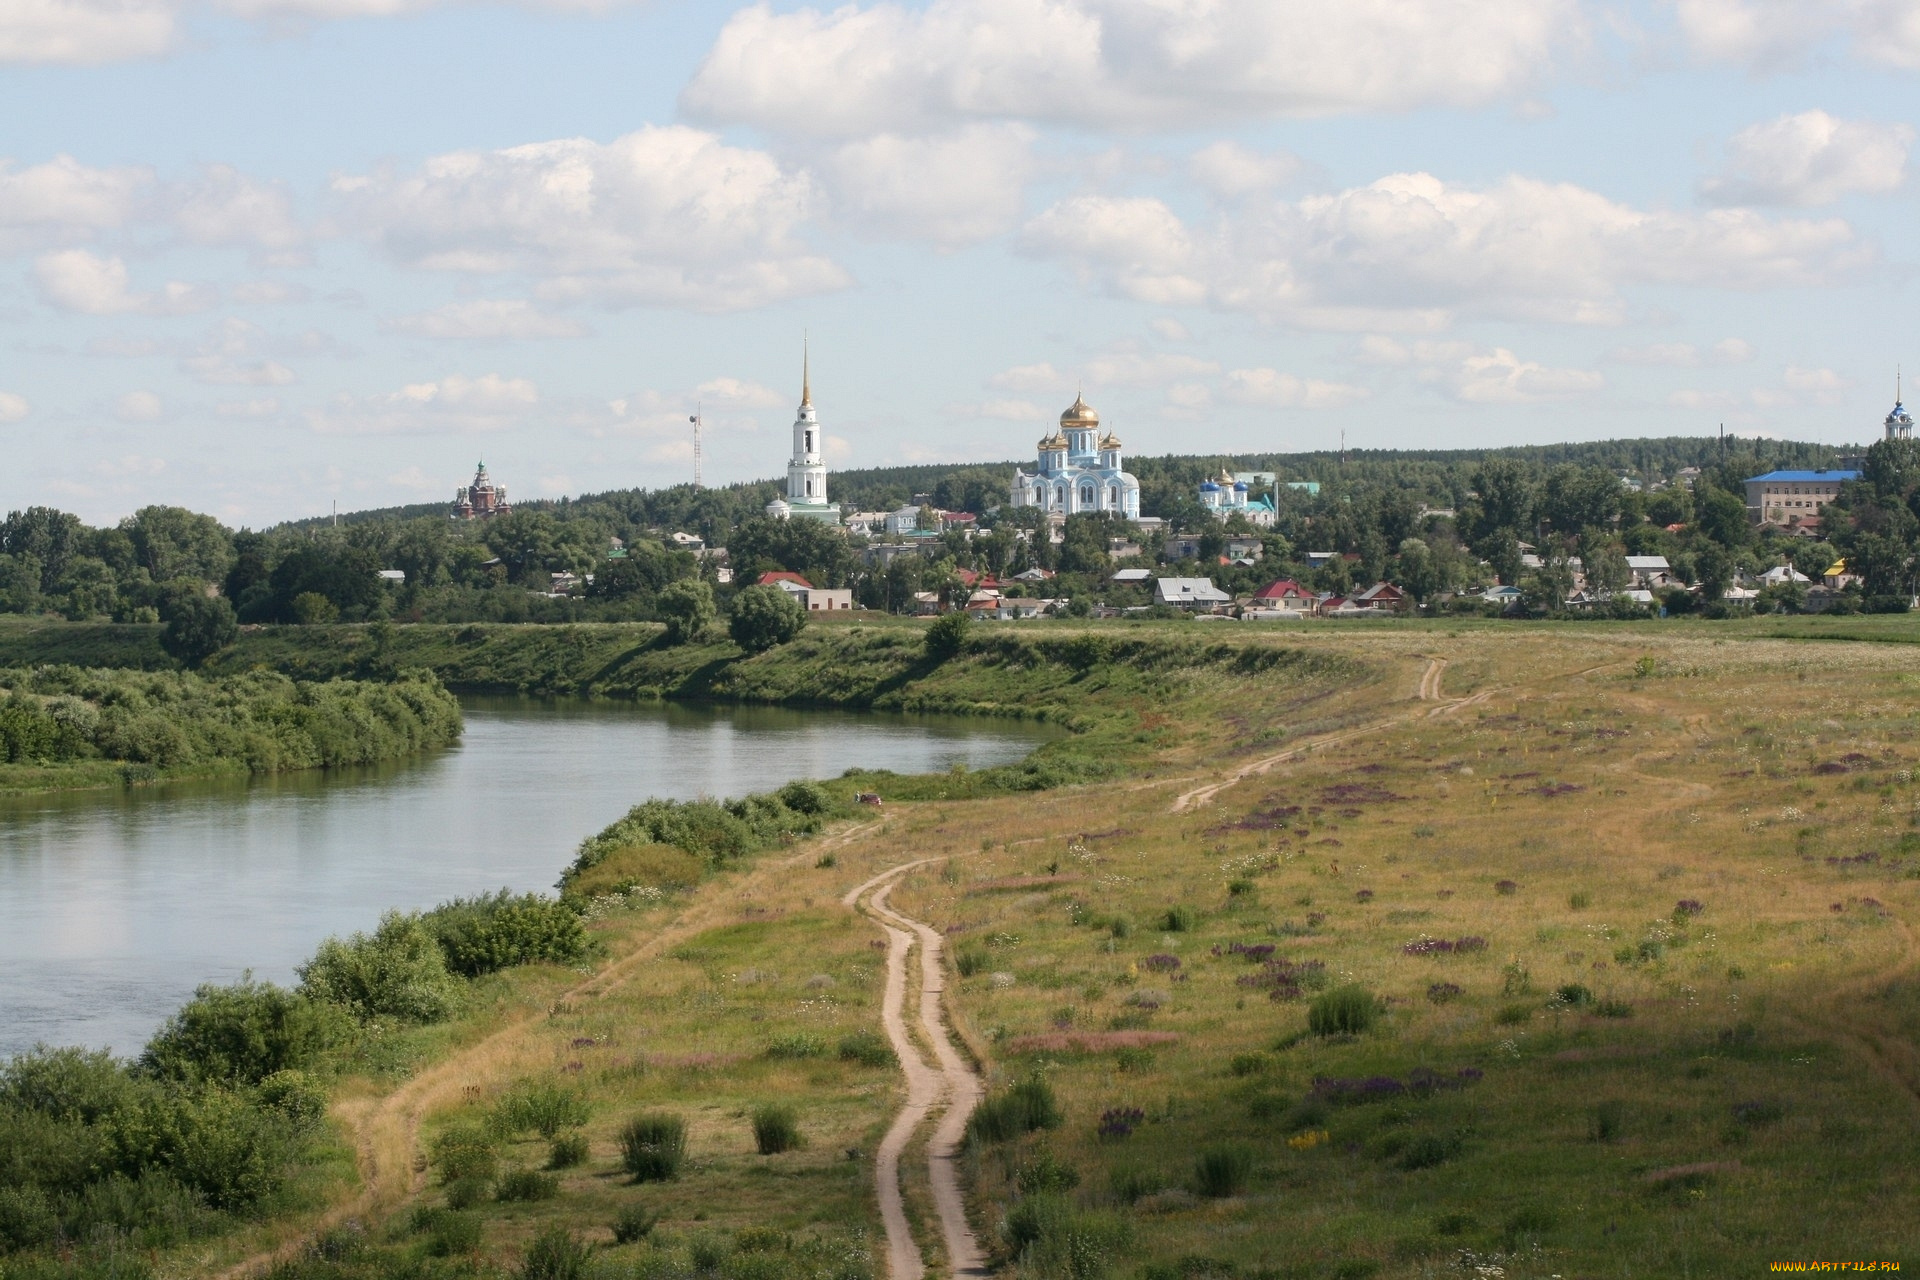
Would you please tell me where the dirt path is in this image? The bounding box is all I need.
[1416,655,1448,701]
[845,862,988,1280]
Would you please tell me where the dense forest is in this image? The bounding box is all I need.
[0,433,1881,632]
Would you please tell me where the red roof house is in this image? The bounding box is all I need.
[1251,578,1314,605]
[756,571,814,590]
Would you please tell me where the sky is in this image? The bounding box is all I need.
[3,0,1919,526]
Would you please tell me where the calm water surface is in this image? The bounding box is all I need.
[0,697,1052,1059]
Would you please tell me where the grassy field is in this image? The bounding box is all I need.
[10,617,1920,1279]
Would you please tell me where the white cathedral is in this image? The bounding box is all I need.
[764,348,840,524]
[1009,394,1141,519]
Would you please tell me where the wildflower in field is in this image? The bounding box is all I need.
[1287,1130,1330,1151]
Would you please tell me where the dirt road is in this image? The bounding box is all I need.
[845,862,988,1280]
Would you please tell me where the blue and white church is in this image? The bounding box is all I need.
[764,347,840,524]
[1009,394,1141,519]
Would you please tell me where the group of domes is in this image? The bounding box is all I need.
[1036,393,1122,454]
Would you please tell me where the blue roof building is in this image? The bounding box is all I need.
[1743,468,1858,529]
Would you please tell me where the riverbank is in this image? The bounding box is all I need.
[0,666,462,794]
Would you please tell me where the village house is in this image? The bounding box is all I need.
[1154,577,1232,610]
[1248,578,1315,609]
[1625,555,1676,589]
[754,570,853,612]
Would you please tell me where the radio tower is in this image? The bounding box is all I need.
[689,403,703,490]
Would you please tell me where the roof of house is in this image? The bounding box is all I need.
[1111,568,1153,582]
[1354,581,1404,601]
[1252,579,1311,599]
[1746,469,1861,483]
[1155,577,1231,601]
[757,571,815,589]
[1624,555,1671,570]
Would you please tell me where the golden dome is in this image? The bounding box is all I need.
[1037,431,1068,451]
[1098,432,1121,451]
[1060,393,1099,428]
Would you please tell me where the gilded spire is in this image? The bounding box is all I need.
[801,336,811,408]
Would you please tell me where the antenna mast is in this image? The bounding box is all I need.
[690,403,703,490]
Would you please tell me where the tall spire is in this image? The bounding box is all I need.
[801,335,811,408]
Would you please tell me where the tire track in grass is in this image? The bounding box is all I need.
[846,862,988,1280]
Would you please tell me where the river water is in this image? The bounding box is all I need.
[0,697,1051,1060]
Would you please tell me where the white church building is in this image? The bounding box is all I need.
[1009,394,1141,519]
[765,348,840,524]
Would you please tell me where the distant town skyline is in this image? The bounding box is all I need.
[2,0,1917,526]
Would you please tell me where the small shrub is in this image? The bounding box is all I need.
[1674,898,1706,921]
[1503,1205,1558,1242]
[1494,879,1519,896]
[955,946,988,978]
[1229,1052,1270,1077]
[521,1226,592,1280]
[1494,1003,1531,1026]
[618,1113,687,1182]
[1097,1107,1145,1141]
[430,1124,499,1185]
[736,1227,791,1253]
[548,1133,589,1169]
[1161,905,1196,932]
[1398,1132,1463,1170]
[1555,983,1593,1007]
[837,1031,895,1067]
[1227,879,1256,898]
[443,1177,489,1209]
[496,1169,559,1202]
[426,891,590,979]
[1193,1144,1254,1198]
[1432,1212,1477,1237]
[688,1232,733,1272]
[1109,1166,1165,1204]
[1568,892,1592,910]
[420,1209,483,1256]
[1500,959,1532,995]
[1016,1148,1081,1194]
[495,1081,591,1140]
[1595,998,1634,1019]
[1308,986,1378,1037]
[611,1204,658,1245]
[967,1077,1063,1144]
[765,1033,827,1060]
[751,1103,802,1155]
[1591,1100,1627,1142]
[1114,1047,1155,1073]
[1108,915,1133,939]
[1426,982,1463,1004]
[815,853,838,869]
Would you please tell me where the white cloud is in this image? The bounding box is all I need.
[1022,171,1869,328]
[692,376,785,408]
[1418,347,1602,403]
[308,372,539,435]
[1190,141,1302,198]
[1150,317,1191,342]
[952,398,1045,420]
[0,0,173,65]
[179,318,299,385]
[682,0,1575,137]
[1702,110,1912,206]
[1224,367,1370,408]
[33,248,215,315]
[1084,350,1220,386]
[167,164,306,253]
[988,361,1069,393]
[1675,365,1849,411]
[821,124,1035,246]
[1675,0,1920,71]
[230,279,311,304]
[383,298,588,340]
[214,397,281,418]
[0,392,28,422]
[114,390,163,421]
[1608,337,1755,365]
[0,155,148,253]
[337,125,848,311]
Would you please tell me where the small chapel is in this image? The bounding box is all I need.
[1008,394,1141,519]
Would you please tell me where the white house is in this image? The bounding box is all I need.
[1154,577,1232,609]
[1625,555,1675,588]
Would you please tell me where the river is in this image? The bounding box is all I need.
[0,697,1053,1060]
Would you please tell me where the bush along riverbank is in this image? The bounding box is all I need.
[0,665,462,792]
[0,891,593,1278]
